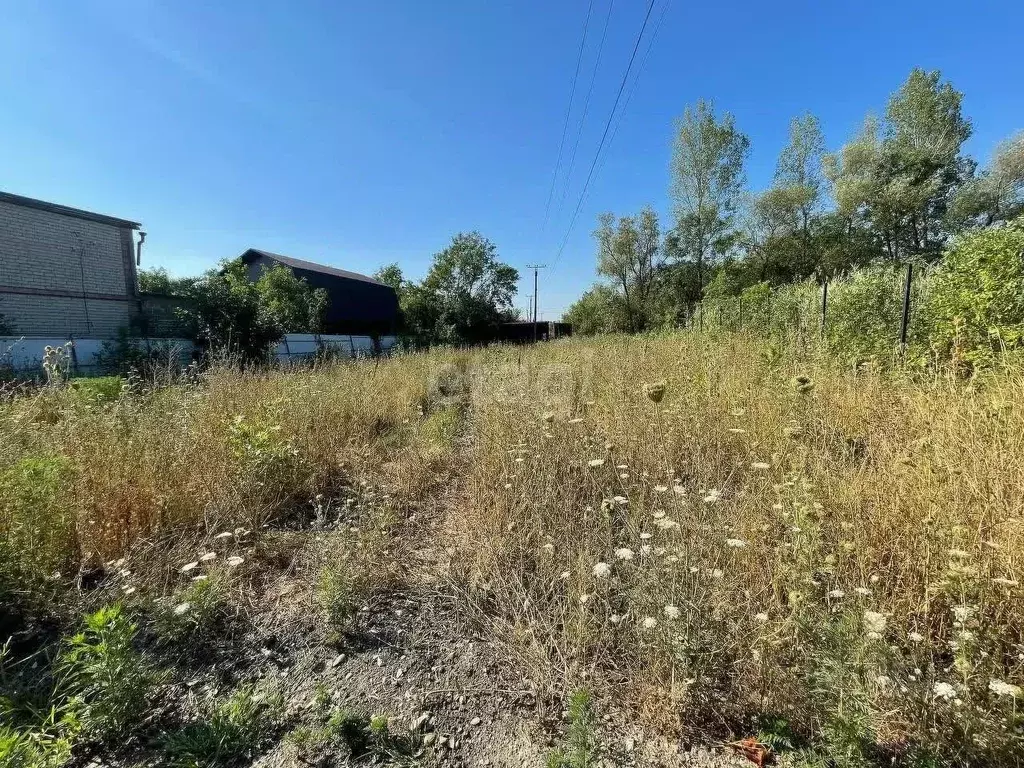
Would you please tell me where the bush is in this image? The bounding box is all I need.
[0,455,76,594]
[926,216,1024,366]
[161,684,283,767]
[55,604,160,741]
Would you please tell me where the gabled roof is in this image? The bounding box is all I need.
[241,249,385,286]
[0,190,141,229]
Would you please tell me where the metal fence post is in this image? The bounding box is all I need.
[900,262,913,347]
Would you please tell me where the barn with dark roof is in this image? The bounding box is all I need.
[239,249,399,335]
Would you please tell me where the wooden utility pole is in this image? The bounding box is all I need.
[526,264,547,342]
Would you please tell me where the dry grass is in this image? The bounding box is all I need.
[3,334,1024,764]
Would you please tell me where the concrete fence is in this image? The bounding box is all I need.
[2,334,399,376]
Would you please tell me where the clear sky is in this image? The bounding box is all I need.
[1,1,1021,319]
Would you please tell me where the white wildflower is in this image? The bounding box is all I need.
[612,495,629,505]
[992,577,1019,587]
[755,612,769,623]
[828,589,846,599]
[639,532,653,540]
[641,617,658,630]
[609,613,622,624]
[199,552,217,562]
[672,484,686,496]
[703,489,722,504]
[863,611,887,637]
[663,605,681,620]
[593,562,612,578]
[652,509,666,519]
[655,518,680,531]
[541,543,555,554]
[214,532,234,540]
[226,556,245,567]
[560,571,571,580]
[952,605,975,624]
[173,602,192,616]
[933,682,957,701]
[725,538,747,549]
[653,485,669,493]
[854,587,872,596]
[908,631,925,643]
[709,568,724,579]
[579,593,590,605]
[588,459,606,468]
[750,462,771,470]
[614,548,634,561]
[180,561,199,574]
[988,679,1022,698]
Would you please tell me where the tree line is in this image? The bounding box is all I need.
[565,68,1024,338]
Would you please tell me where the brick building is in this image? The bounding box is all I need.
[0,191,143,337]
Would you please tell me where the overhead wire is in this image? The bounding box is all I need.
[550,0,659,268]
[540,0,596,234]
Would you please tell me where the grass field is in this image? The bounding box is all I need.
[2,333,1023,766]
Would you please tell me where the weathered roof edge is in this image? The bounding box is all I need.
[0,190,141,229]
[240,249,386,286]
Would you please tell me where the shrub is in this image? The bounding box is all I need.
[160,684,284,767]
[926,216,1024,366]
[55,603,160,741]
[0,455,76,594]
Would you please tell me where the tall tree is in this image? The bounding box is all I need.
[594,208,662,332]
[949,131,1024,228]
[773,113,826,266]
[669,99,750,299]
[826,69,972,262]
[418,232,519,344]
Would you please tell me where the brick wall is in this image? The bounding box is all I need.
[0,293,138,337]
[0,199,140,336]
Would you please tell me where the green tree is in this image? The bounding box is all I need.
[826,69,972,262]
[668,99,750,299]
[137,267,197,297]
[927,216,1024,365]
[594,207,663,332]
[178,260,326,362]
[949,132,1024,228]
[406,233,518,344]
[563,284,629,335]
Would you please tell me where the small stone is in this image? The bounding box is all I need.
[423,733,437,747]
[331,654,346,668]
[411,713,431,732]
[470,717,481,726]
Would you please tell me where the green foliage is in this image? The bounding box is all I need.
[68,376,124,404]
[0,455,76,594]
[161,685,283,767]
[0,725,69,768]
[563,285,629,335]
[546,690,601,768]
[926,217,1024,365]
[594,208,663,332]
[138,267,197,297]
[176,259,326,363]
[55,603,160,741]
[286,708,414,763]
[154,575,231,643]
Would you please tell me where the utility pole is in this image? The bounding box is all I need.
[526,264,547,343]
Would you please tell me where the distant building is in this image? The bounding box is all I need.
[239,249,399,336]
[0,191,143,336]
[497,320,572,343]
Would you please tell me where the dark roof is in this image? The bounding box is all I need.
[0,190,141,229]
[241,249,384,286]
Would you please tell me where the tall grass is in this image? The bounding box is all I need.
[2,335,1023,764]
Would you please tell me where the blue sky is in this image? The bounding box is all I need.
[1,0,1021,319]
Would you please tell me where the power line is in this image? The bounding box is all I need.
[551,0,658,268]
[600,0,671,171]
[541,0,596,233]
[555,0,615,219]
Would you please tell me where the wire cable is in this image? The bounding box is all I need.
[551,0,658,267]
[541,0,596,233]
